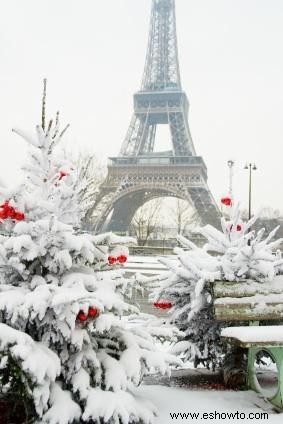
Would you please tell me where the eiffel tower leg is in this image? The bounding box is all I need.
[120,113,154,156]
[169,111,195,156]
[106,192,146,232]
[187,186,221,228]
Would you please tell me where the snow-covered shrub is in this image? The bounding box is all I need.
[152,206,283,369]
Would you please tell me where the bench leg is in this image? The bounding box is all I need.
[248,347,283,410]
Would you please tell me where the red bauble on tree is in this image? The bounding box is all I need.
[108,253,128,265]
[76,311,88,322]
[88,307,99,318]
[108,256,117,265]
[0,201,12,219]
[0,201,25,222]
[117,255,127,264]
[0,210,7,220]
[14,212,25,221]
[76,307,99,322]
[221,197,232,207]
[8,209,16,219]
[153,301,173,310]
[229,223,242,233]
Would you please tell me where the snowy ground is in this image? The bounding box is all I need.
[132,368,283,424]
[136,385,283,424]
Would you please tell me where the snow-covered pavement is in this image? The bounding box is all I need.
[136,385,283,424]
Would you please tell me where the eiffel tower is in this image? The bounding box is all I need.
[90,0,220,232]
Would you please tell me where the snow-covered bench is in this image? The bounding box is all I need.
[213,279,283,322]
[221,326,283,410]
[213,279,283,410]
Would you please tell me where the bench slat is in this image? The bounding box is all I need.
[214,305,283,321]
[214,303,283,321]
[213,278,283,322]
[213,278,283,299]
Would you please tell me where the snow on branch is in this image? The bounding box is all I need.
[0,324,60,417]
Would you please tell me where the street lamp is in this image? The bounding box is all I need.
[244,163,257,220]
[227,160,235,200]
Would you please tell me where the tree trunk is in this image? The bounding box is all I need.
[223,347,248,389]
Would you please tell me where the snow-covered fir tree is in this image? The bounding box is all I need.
[0,82,179,424]
[152,204,283,370]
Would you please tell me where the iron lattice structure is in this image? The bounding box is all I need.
[89,0,220,232]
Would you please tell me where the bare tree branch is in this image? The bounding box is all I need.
[129,198,163,246]
[169,199,199,235]
[74,151,106,229]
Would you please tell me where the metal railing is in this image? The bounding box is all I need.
[108,156,206,167]
[129,245,174,256]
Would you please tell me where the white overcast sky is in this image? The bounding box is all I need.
[0,0,283,214]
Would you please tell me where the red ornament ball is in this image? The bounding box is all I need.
[117,255,127,264]
[0,201,25,222]
[108,256,117,265]
[236,224,242,232]
[8,209,16,219]
[14,212,25,221]
[76,311,88,322]
[153,301,173,310]
[1,201,10,210]
[0,202,13,219]
[0,210,7,220]
[88,307,99,318]
[221,197,232,207]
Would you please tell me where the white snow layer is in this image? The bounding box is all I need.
[221,325,283,344]
[137,385,283,424]
[0,324,60,416]
[83,388,157,424]
[42,383,81,424]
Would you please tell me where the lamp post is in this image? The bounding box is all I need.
[227,159,235,201]
[244,163,257,220]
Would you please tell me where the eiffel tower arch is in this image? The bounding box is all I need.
[90,0,221,232]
